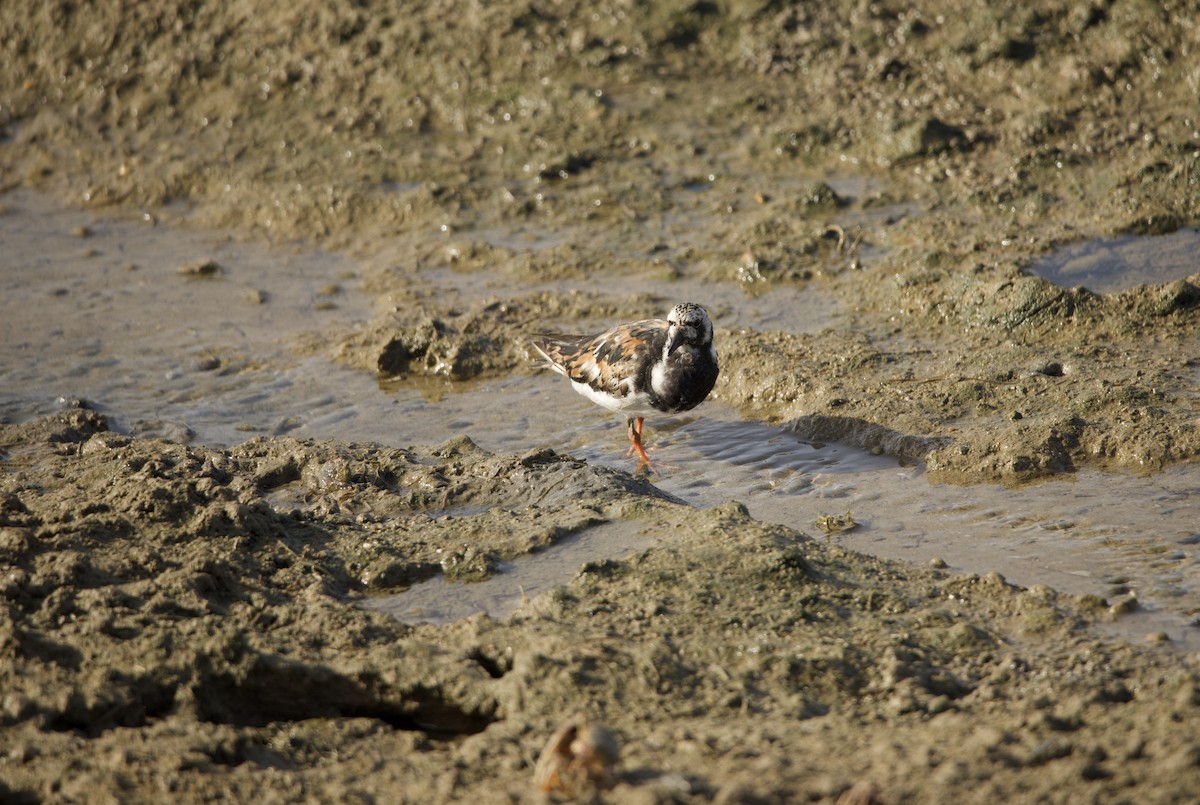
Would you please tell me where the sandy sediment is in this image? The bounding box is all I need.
[2,1,1200,801]
[2,407,1199,802]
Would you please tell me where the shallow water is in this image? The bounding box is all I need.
[370,393,1200,650]
[359,519,658,623]
[1028,228,1200,293]
[3,190,1199,649]
[0,189,376,442]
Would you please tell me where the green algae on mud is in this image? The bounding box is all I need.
[2,408,1200,802]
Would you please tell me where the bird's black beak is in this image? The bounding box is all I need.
[666,327,684,356]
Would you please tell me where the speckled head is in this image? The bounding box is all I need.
[665,302,714,355]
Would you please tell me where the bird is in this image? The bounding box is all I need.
[531,302,719,467]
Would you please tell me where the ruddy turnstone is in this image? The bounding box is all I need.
[532,302,719,467]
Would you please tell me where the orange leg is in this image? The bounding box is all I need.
[625,416,652,466]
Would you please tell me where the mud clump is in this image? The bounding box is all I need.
[879,117,971,164]
[2,408,1199,802]
[376,316,499,381]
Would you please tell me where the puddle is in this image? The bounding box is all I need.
[498,390,1200,648]
[0,188,376,442]
[660,415,1200,649]
[3,190,1199,649]
[1028,228,1200,293]
[360,520,656,624]
[364,391,1200,645]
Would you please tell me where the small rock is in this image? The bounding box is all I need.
[3,692,35,722]
[884,117,968,162]
[194,355,221,372]
[1031,360,1064,377]
[1108,594,1139,617]
[534,716,619,796]
[795,181,845,211]
[177,259,223,278]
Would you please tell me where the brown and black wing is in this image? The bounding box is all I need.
[533,319,668,398]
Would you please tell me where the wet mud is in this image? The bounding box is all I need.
[3,0,1200,802]
[3,407,1200,802]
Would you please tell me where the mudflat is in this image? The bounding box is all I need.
[2,2,1199,802]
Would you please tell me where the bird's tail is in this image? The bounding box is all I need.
[528,336,571,377]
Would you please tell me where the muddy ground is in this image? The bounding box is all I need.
[3,0,1200,802]
[3,407,1200,803]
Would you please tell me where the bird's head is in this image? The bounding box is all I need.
[665,302,714,356]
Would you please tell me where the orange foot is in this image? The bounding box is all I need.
[625,416,670,474]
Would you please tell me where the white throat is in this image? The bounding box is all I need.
[650,334,675,395]
[650,361,668,396]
